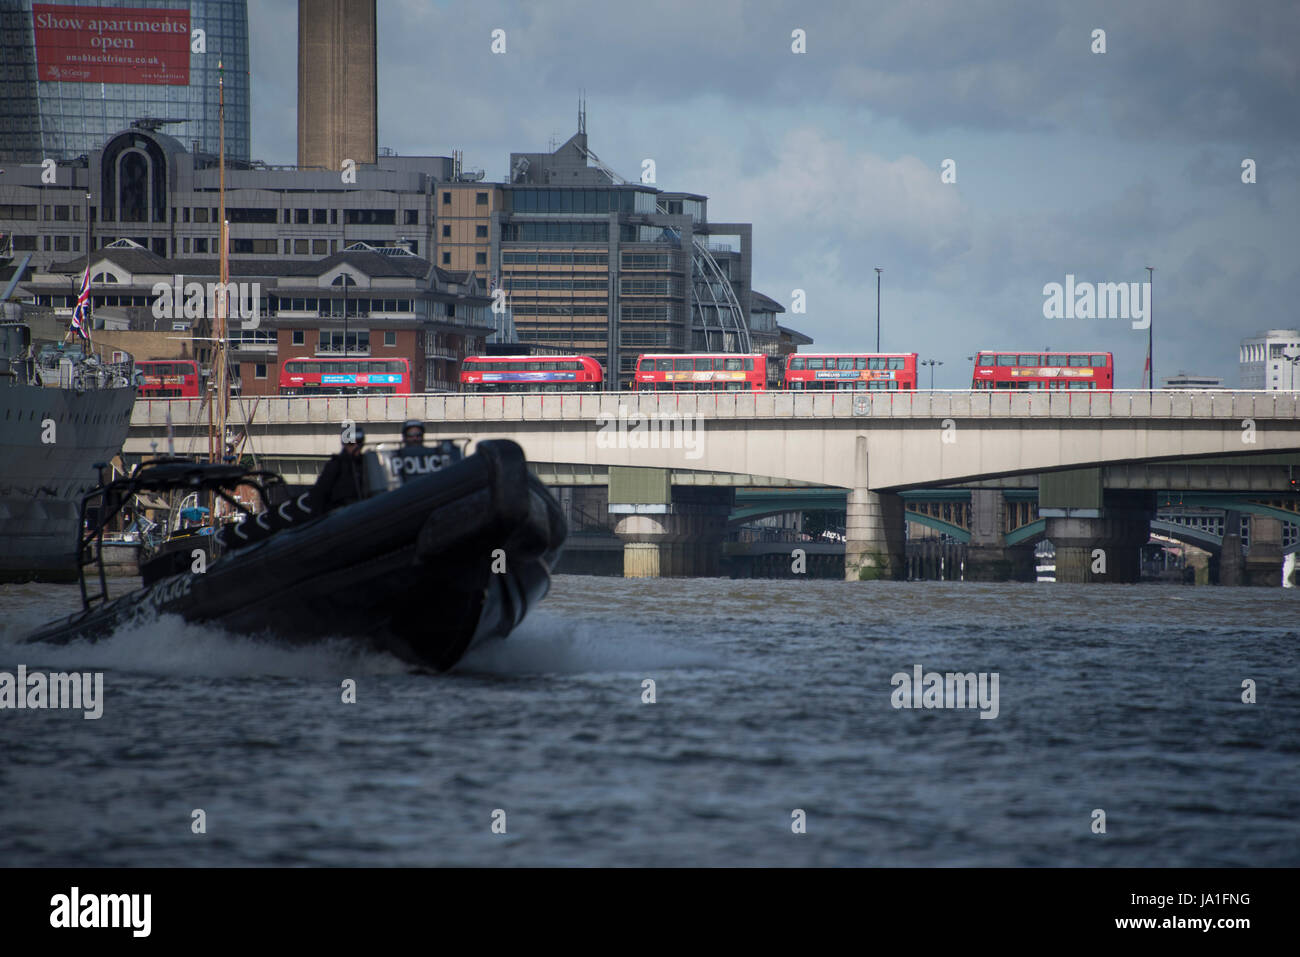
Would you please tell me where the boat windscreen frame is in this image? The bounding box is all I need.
[76,457,288,611]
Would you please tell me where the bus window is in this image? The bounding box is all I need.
[868,357,883,370]
[977,354,992,366]
[1048,354,1068,366]
[1090,354,1108,366]
[889,357,905,369]
[674,358,692,371]
[724,357,743,371]
[694,357,713,371]
[656,358,672,371]
[789,357,804,370]
[807,358,824,370]
[1018,355,1039,366]
[856,357,868,370]
[837,357,854,370]
[1068,355,1089,367]
[743,358,754,370]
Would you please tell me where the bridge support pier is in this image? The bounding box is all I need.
[613,507,729,578]
[608,467,732,578]
[965,489,1036,581]
[845,437,905,580]
[1045,493,1152,583]
[1244,516,1283,586]
[1217,510,1245,585]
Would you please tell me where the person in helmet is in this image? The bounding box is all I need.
[391,419,462,482]
[402,419,425,447]
[309,424,367,514]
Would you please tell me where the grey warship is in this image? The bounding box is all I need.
[0,278,136,582]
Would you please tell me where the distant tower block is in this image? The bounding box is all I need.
[297,0,377,170]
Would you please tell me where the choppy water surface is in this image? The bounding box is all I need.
[1,577,1297,866]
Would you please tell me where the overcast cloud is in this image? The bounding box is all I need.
[250,0,1299,387]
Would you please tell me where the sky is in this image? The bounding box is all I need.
[248,0,1299,388]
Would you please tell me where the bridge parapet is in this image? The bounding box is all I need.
[131,389,1299,428]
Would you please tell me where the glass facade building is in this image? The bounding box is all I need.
[0,0,250,163]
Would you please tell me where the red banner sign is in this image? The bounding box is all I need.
[33,4,190,86]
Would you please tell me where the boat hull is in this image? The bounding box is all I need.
[0,381,135,582]
[23,440,567,671]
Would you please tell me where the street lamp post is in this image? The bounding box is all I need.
[1146,265,1154,390]
[1283,349,1300,391]
[921,358,943,390]
[874,267,882,352]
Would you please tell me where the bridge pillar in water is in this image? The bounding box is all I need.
[845,436,905,580]
[1217,510,1245,585]
[1041,469,1152,583]
[608,467,731,578]
[965,489,1036,581]
[1244,515,1283,587]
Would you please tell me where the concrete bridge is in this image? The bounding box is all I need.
[127,390,1300,582]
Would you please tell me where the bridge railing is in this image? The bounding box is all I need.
[131,389,1300,427]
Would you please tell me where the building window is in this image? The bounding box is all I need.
[442,252,451,265]
[255,363,267,379]
[384,331,396,347]
[442,192,451,205]
[313,209,328,224]
[295,239,309,254]
[476,224,488,238]
[313,239,328,255]
[231,238,277,254]
[296,209,309,224]
[475,252,487,265]
[292,330,304,345]
[343,209,396,226]
[404,209,419,225]
[194,238,209,253]
[442,224,451,238]
[476,192,488,205]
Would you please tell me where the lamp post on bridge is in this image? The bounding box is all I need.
[921,358,943,390]
[874,267,882,352]
[1282,349,1300,392]
[1146,265,1154,390]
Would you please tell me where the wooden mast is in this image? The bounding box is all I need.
[210,59,229,468]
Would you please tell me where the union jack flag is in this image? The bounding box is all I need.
[70,266,91,340]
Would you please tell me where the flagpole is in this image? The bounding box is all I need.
[83,187,93,352]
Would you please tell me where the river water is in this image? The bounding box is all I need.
[1,577,1297,866]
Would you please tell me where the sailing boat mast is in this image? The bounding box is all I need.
[209,59,229,466]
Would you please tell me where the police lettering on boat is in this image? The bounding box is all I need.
[390,444,459,479]
[386,420,463,484]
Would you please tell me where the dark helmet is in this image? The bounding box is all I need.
[402,419,424,433]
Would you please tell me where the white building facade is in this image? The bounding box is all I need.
[1239,329,1300,390]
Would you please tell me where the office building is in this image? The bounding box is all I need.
[1240,329,1300,390]
[0,0,251,163]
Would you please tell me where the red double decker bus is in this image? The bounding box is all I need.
[135,359,202,398]
[632,353,769,391]
[460,355,604,392]
[971,351,1114,389]
[783,353,918,391]
[279,357,412,395]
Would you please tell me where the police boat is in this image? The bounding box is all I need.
[22,439,567,672]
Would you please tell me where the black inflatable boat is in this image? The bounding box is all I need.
[22,439,566,671]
